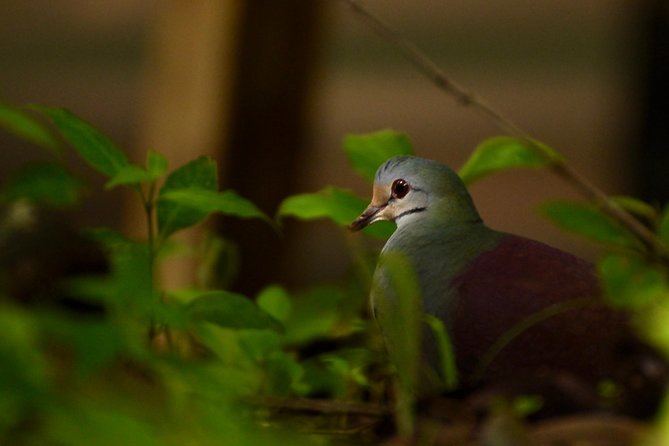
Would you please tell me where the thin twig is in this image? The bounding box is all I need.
[339,0,669,261]
[247,395,390,416]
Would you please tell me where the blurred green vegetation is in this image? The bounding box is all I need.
[1,103,669,444]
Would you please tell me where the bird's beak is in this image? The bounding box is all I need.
[349,204,385,231]
[349,184,390,232]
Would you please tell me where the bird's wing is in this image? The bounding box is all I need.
[450,234,627,384]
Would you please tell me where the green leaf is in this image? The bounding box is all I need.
[186,291,282,332]
[281,285,360,345]
[0,103,60,153]
[343,130,414,182]
[278,187,394,239]
[611,196,658,223]
[599,254,668,308]
[639,305,669,358]
[278,187,364,226]
[105,151,168,189]
[0,306,48,395]
[540,200,641,249]
[4,162,86,206]
[43,317,126,377]
[34,106,129,177]
[424,314,458,391]
[256,285,292,323]
[157,156,217,239]
[374,252,421,435]
[146,150,168,177]
[160,189,269,222]
[459,136,561,185]
[105,165,155,189]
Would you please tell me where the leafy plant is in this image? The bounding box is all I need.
[4,83,669,445]
[0,103,382,444]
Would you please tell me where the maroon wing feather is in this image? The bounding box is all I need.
[451,234,629,385]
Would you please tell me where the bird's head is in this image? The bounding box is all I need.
[350,155,481,231]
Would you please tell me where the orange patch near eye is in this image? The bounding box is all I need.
[370,184,390,207]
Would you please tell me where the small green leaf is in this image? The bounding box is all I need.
[343,130,414,182]
[146,150,168,177]
[257,286,292,323]
[34,106,129,177]
[540,200,640,249]
[187,291,282,332]
[105,165,155,189]
[278,187,365,226]
[281,285,352,345]
[459,136,561,185]
[639,305,669,358]
[0,103,60,153]
[424,314,458,391]
[512,395,544,418]
[157,156,217,239]
[611,196,658,223]
[0,306,48,394]
[4,162,85,206]
[599,254,668,308]
[278,187,395,238]
[160,189,269,222]
[105,151,168,189]
[375,252,421,435]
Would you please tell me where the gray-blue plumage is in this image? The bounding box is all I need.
[351,156,661,405]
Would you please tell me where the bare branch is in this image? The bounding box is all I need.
[338,0,669,261]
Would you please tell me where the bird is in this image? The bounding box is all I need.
[350,155,665,415]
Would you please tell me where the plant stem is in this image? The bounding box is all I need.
[247,396,390,416]
[339,0,669,262]
[136,182,164,343]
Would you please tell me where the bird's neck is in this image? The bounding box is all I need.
[395,195,482,232]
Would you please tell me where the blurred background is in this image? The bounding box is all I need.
[0,0,667,295]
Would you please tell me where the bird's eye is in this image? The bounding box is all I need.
[391,179,410,199]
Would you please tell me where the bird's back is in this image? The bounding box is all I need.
[450,234,629,386]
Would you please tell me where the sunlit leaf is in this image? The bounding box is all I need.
[281,286,346,345]
[611,195,658,223]
[157,156,217,239]
[277,187,394,239]
[374,252,421,435]
[105,166,154,189]
[34,106,129,177]
[424,314,458,391]
[0,103,60,153]
[187,291,282,332]
[540,200,641,249]
[640,305,669,359]
[459,136,561,185]
[278,187,362,225]
[238,330,283,362]
[146,150,168,177]
[0,306,47,395]
[160,189,269,223]
[257,285,292,323]
[599,254,669,308]
[105,151,168,189]
[343,130,414,182]
[4,162,85,206]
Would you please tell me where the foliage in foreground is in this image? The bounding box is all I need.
[1,104,669,444]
